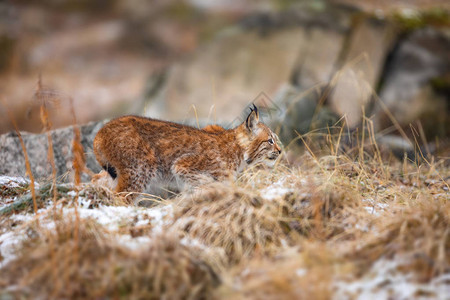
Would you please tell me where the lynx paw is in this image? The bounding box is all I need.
[91,170,117,190]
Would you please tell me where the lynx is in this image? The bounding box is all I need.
[93,105,281,197]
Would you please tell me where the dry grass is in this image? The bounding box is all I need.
[170,184,287,265]
[1,218,220,299]
[211,152,449,299]
[216,244,342,300]
[0,108,449,299]
[352,197,449,280]
[0,98,38,215]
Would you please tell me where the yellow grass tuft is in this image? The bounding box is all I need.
[170,183,287,265]
[1,216,221,299]
[0,98,38,215]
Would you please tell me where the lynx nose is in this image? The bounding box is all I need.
[275,144,282,155]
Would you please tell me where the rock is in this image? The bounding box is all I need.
[145,26,305,123]
[0,121,105,183]
[268,84,339,146]
[141,5,357,124]
[329,17,397,128]
[291,26,346,89]
[141,5,406,133]
[374,27,450,138]
[376,134,414,159]
[143,6,449,152]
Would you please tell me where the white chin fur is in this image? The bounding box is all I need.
[264,159,277,167]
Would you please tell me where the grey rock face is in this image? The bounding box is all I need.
[140,6,357,125]
[144,26,305,123]
[139,5,449,148]
[0,121,105,183]
[329,18,396,128]
[375,28,449,137]
[266,84,339,146]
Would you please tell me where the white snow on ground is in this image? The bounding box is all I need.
[295,268,307,277]
[0,198,16,210]
[334,257,450,300]
[362,198,389,216]
[59,204,172,232]
[0,176,174,267]
[180,236,208,249]
[260,178,293,200]
[0,232,23,267]
[0,176,30,187]
[116,235,153,250]
[0,203,173,267]
[0,176,40,209]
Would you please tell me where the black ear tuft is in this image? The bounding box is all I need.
[252,104,258,115]
[246,104,260,132]
[246,112,252,130]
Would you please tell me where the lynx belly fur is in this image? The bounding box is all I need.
[93,105,281,197]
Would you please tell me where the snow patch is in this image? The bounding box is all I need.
[180,236,208,250]
[0,176,41,209]
[0,176,29,188]
[0,232,26,267]
[60,204,173,232]
[0,202,173,268]
[362,198,389,216]
[0,176,40,189]
[261,178,293,200]
[296,268,307,277]
[334,257,450,300]
[116,235,152,250]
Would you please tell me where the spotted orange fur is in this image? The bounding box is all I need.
[93,105,281,198]
[202,124,226,133]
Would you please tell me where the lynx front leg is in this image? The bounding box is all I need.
[115,158,157,200]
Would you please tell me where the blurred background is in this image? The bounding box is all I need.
[0,0,449,155]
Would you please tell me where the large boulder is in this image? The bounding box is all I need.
[0,121,104,183]
[268,84,339,146]
[291,26,345,89]
[328,18,397,128]
[142,5,353,124]
[374,27,449,138]
[145,26,305,123]
[140,6,406,144]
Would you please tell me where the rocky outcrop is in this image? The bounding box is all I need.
[141,5,449,151]
[267,84,339,145]
[329,18,397,127]
[142,6,353,124]
[145,27,306,123]
[374,27,450,138]
[0,121,104,182]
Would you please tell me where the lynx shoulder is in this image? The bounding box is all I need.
[93,105,281,197]
[202,124,226,133]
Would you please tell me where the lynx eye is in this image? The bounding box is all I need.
[268,138,274,145]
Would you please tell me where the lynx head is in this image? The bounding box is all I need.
[238,104,282,167]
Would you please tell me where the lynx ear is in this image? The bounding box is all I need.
[246,104,259,132]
